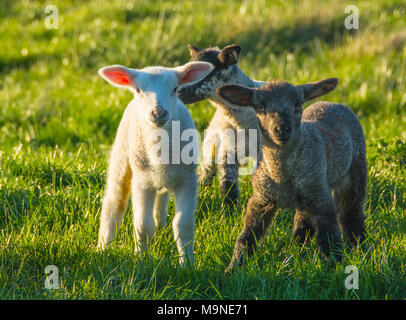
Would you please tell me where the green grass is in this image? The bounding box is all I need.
[0,0,405,299]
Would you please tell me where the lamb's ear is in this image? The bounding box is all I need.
[98,65,138,90]
[175,62,214,87]
[297,78,338,102]
[218,44,241,67]
[216,84,254,107]
[188,44,203,56]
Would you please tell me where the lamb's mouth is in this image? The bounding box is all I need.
[148,118,169,128]
[261,126,290,146]
[273,137,290,146]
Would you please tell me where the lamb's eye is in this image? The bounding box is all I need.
[256,104,266,112]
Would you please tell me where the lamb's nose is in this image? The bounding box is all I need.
[274,124,291,135]
[150,108,168,127]
[151,109,167,118]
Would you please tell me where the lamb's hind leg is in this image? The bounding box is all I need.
[337,155,367,247]
[98,153,132,249]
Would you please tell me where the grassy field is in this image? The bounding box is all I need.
[0,0,405,299]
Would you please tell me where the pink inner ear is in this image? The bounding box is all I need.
[179,64,211,85]
[103,69,132,85]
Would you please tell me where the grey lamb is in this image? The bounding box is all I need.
[217,78,367,272]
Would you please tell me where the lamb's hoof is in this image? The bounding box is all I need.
[96,241,107,252]
[198,174,214,186]
[292,228,314,246]
[224,263,236,274]
[318,238,343,263]
[344,230,367,251]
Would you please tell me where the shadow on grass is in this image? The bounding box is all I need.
[178,12,356,66]
[123,5,175,23]
[0,188,36,228]
[0,166,104,230]
[0,55,40,74]
[238,16,352,58]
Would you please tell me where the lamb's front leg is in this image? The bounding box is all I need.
[218,141,239,207]
[198,128,218,186]
[132,181,157,253]
[226,196,277,273]
[218,161,239,207]
[153,191,170,230]
[172,176,197,266]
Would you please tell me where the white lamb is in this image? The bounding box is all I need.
[97,61,214,265]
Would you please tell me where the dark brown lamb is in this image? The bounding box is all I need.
[217,79,367,273]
